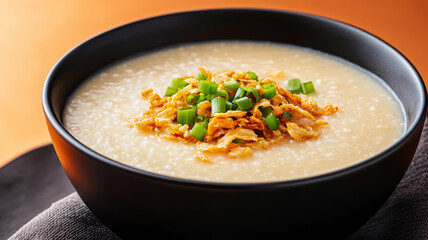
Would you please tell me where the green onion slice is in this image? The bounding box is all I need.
[258,106,271,118]
[259,107,280,131]
[235,96,253,111]
[283,112,293,120]
[206,94,215,101]
[211,96,227,116]
[247,71,258,81]
[165,86,178,97]
[176,106,196,125]
[165,78,189,97]
[263,112,280,131]
[186,94,200,105]
[190,123,207,141]
[232,138,243,144]
[226,101,238,111]
[197,94,206,104]
[301,81,316,94]
[215,90,229,99]
[224,79,241,92]
[196,72,208,81]
[242,86,260,103]
[196,115,209,128]
[226,101,233,111]
[231,102,238,110]
[262,83,275,89]
[233,87,246,102]
[261,84,276,100]
[286,78,302,94]
[171,78,188,89]
[198,81,219,94]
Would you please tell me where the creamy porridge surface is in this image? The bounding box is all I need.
[63,41,405,182]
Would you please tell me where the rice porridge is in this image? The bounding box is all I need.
[63,41,405,182]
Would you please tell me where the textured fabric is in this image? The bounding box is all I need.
[8,193,119,240]
[10,121,428,240]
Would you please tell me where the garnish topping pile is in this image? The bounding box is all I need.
[132,68,338,162]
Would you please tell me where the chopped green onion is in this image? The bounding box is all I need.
[283,112,293,120]
[242,86,260,103]
[206,94,215,101]
[263,83,275,88]
[165,78,189,97]
[247,71,258,81]
[233,87,246,102]
[262,84,276,100]
[301,81,316,94]
[196,72,208,81]
[211,97,227,116]
[258,106,271,118]
[235,96,253,111]
[259,106,280,130]
[226,101,238,110]
[186,94,200,105]
[190,123,207,141]
[286,78,302,94]
[263,112,280,131]
[224,80,240,92]
[198,81,218,94]
[171,78,188,89]
[177,106,196,125]
[226,101,233,111]
[215,90,229,99]
[197,95,206,104]
[262,88,276,100]
[231,102,238,110]
[196,115,209,128]
[232,138,243,144]
[165,86,178,97]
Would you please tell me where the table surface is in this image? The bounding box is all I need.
[1,0,427,167]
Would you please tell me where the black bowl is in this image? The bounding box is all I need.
[42,9,427,239]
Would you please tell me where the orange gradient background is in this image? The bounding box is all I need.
[1,0,427,167]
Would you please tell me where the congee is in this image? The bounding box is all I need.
[63,41,405,182]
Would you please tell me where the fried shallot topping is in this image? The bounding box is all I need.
[132,68,338,162]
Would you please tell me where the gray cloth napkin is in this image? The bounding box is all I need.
[8,193,119,240]
[9,121,428,240]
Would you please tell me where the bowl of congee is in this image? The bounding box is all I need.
[43,9,427,239]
